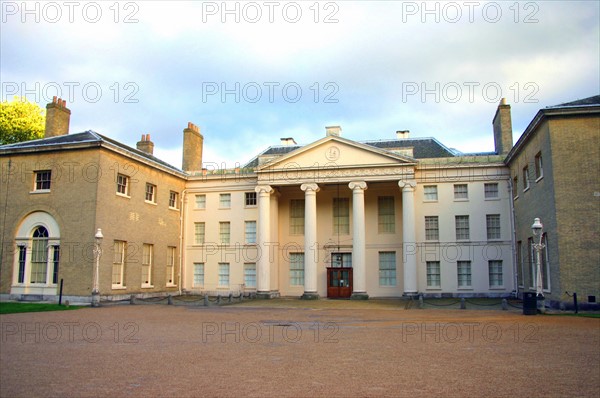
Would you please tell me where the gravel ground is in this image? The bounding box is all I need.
[1,301,598,398]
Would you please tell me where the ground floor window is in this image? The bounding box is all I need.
[378,252,396,286]
[457,261,471,288]
[426,261,441,288]
[218,263,229,287]
[289,253,304,286]
[193,263,204,287]
[112,240,126,288]
[244,263,256,288]
[489,260,503,287]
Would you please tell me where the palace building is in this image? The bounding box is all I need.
[1,95,598,308]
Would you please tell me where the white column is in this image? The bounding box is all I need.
[255,185,274,297]
[300,183,319,299]
[349,181,368,299]
[399,180,417,295]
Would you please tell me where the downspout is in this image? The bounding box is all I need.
[178,189,187,296]
[508,177,518,298]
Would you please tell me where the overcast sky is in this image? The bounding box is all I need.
[2,0,599,168]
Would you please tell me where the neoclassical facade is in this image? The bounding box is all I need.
[3,95,596,305]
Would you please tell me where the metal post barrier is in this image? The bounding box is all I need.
[460,298,466,310]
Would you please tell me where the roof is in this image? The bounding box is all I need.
[505,94,600,163]
[0,131,185,175]
[244,136,456,168]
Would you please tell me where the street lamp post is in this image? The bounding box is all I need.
[531,218,545,313]
[92,228,103,307]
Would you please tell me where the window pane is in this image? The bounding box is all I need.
[486,214,501,240]
[333,198,349,235]
[220,193,231,208]
[484,183,499,198]
[454,184,468,199]
[489,260,503,287]
[245,221,256,244]
[245,192,257,206]
[193,263,204,286]
[425,216,439,240]
[427,261,441,287]
[195,195,206,209]
[457,261,471,287]
[35,170,51,190]
[379,252,396,286]
[218,263,229,286]
[219,222,230,244]
[455,215,470,240]
[424,185,438,201]
[290,199,305,235]
[244,263,256,288]
[378,196,395,233]
[194,222,205,244]
[289,253,304,286]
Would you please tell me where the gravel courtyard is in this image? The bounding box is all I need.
[1,301,598,397]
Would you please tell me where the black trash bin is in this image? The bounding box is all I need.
[523,292,537,315]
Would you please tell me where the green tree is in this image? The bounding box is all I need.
[0,97,45,145]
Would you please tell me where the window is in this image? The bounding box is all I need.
[333,198,349,235]
[145,183,156,203]
[513,175,519,199]
[489,260,503,287]
[290,199,305,235]
[195,194,206,209]
[31,226,49,283]
[218,263,229,286]
[34,170,51,191]
[522,166,529,191]
[378,196,395,233]
[425,216,439,241]
[166,246,176,286]
[194,222,205,245]
[455,215,470,240]
[484,183,499,199]
[17,246,26,284]
[244,263,256,288]
[141,244,153,287]
[426,261,441,288]
[169,191,179,209]
[245,221,256,244]
[424,185,438,201]
[52,245,60,284]
[517,241,524,288]
[117,174,129,196]
[331,253,352,268]
[289,253,304,286]
[193,263,204,287]
[219,222,230,245]
[379,252,396,286]
[245,192,257,206]
[454,184,468,200]
[486,214,501,240]
[457,261,471,288]
[219,193,231,208]
[528,237,534,289]
[535,152,543,180]
[112,240,126,288]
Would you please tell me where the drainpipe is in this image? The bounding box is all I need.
[508,177,518,298]
[178,189,188,296]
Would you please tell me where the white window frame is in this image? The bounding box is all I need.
[453,184,468,200]
[245,192,257,207]
[333,197,349,235]
[522,166,530,191]
[218,263,230,287]
[195,194,206,209]
[378,252,396,286]
[193,263,204,287]
[486,214,501,240]
[141,244,154,288]
[169,191,179,209]
[457,261,472,288]
[424,185,438,201]
[378,196,395,234]
[425,216,439,241]
[289,253,304,286]
[489,260,503,288]
[112,240,126,289]
[33,170,52,192]
[244,263,256,288]
[535,152,544,181]
[116,174,130,197]
[219,193,231,209]
[245,221,256,244]
[166,246,176,287]
[426,261,441,289]
[194,222,205,245]
[455,215,470,240]
[219,222,230,245]
[145,183,157,204]
[289,199,305,235]
[484,183,499,199]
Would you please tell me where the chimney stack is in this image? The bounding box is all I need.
[182,122,204,173]
[493,98,513,155]
[280,137,297,146]
[396,130,410,139]
[326,126,342,137]
[136,134,155,155]
[45,96,71,137]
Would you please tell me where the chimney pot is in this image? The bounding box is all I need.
[280,137,297,146]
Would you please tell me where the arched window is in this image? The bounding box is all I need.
[31,226,49,283]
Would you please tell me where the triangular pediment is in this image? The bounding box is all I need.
[258,135,415,171]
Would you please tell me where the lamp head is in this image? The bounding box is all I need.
[531,218,543,237]
[95,228,104,242]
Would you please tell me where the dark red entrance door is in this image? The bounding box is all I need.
[327,267,353,298]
